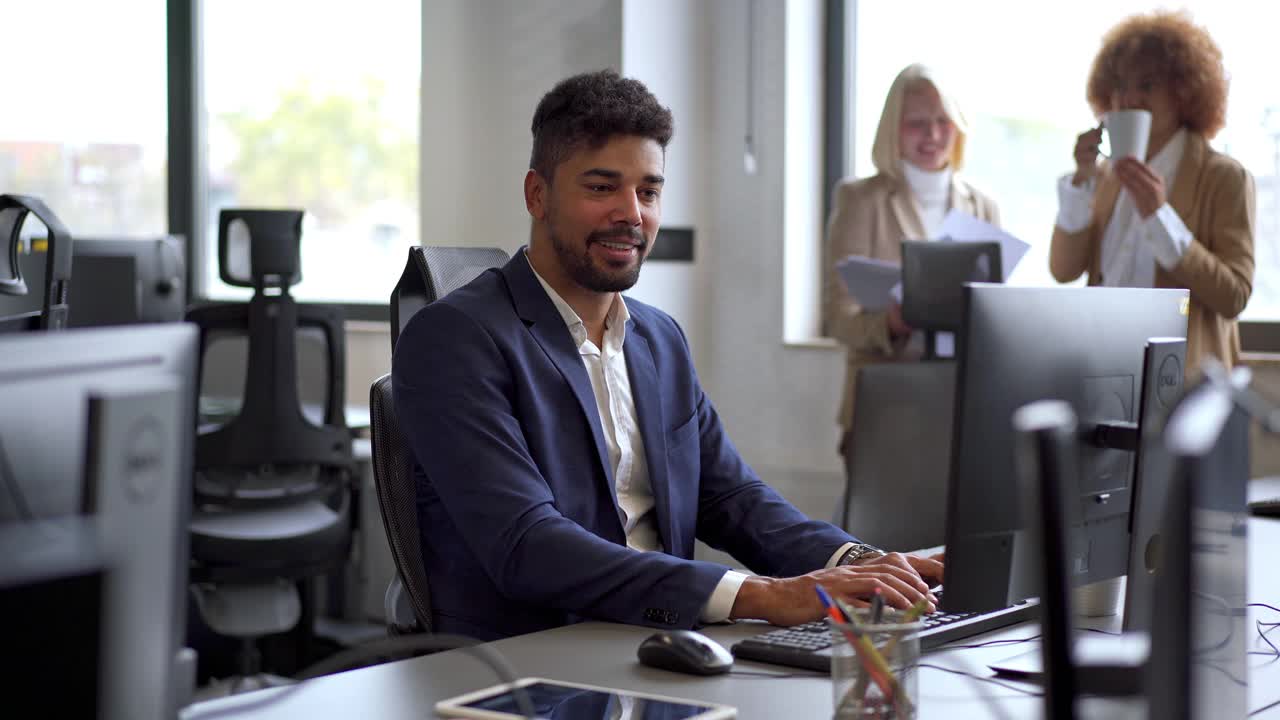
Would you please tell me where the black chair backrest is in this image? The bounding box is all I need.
[188,209,351,505]
[369,373,431,631]
[373,245,510,630]
[390,246,510,350]
[900,239,1002,332]
[0,194,72,333]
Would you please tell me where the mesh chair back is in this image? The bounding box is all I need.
[390,246,509,350]
[369,373,431,631]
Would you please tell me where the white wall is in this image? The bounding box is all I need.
[420,0,624,255]
[620,0,715,375]
[702,0,845,478]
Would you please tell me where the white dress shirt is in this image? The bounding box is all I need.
[528,255,851,623]
[1056,129,1193,287]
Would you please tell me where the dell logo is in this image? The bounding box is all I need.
[1156,354,1183,408]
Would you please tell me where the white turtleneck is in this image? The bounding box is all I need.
[902,160,953,238]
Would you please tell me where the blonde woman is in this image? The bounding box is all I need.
[824,64,1000,459]
[1052,11,1255,374]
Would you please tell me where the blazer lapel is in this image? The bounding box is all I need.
[622,324,678,556]
[1167,132,1205,219]
[502,251,615,496]
[888,181,927,242]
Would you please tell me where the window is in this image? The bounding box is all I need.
[844,1,1280,320]
[0,2,167,236]
[197,0,420,305]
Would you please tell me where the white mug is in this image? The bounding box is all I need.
[1103,109,1152,161]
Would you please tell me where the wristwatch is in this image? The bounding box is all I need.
[837,543,886,566]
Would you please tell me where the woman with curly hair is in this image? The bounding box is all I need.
[1052,10,1255,373]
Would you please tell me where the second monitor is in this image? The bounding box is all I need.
[942,284,1189,613]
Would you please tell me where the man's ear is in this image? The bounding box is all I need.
[524,169,547,221]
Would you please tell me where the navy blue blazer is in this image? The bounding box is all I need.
[392,250,856,640]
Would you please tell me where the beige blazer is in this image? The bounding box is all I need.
[824,173,1000,434]
[1050,132,1256,377]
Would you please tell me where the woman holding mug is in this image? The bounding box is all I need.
[1051,10,1255,374]
[824,64,999,460]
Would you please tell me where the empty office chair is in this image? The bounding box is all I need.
[372,245,510,634]
[186,209,354,694]
[840,362,954,551]
[0,194,72,333]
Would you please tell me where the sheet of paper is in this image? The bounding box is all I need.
[937,209,1031,280]
[836,255,901,312]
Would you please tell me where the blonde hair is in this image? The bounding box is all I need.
[870,64,968,179]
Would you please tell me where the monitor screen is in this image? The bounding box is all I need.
[942,284,1189,613]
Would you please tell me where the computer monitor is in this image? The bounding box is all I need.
[941,284,1189,613]
[1122,337,1186,632]
[67,236,186,327]
[1146,370,1249,720]
[0,324,197,720]
[900,239,1002,332]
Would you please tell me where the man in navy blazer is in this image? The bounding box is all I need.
[393,70,942,641]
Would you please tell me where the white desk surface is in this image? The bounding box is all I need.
[183,518,1280,719]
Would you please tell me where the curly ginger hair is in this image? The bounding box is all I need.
[1086,10,1229,138]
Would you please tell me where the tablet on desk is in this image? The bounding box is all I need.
[435,677,737,719]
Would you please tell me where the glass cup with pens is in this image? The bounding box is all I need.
[817,586,926,720]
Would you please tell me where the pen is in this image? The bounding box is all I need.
[815,585,900,709]
[870,587,885,625]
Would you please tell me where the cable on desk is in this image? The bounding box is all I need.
[0,437,33,522]
[931,634,1041,651]
[1252,695,1280,717]
[917,663,1043,696]
[1249,602,1280,615]
[182,633,535,719]
[729,669,824,679]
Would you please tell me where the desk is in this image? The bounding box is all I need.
[184,518,1280,719]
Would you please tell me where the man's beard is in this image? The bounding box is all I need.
[549,225,648,293]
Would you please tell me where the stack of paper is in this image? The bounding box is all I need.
[936,210,1031,281]
[835,256,901,312]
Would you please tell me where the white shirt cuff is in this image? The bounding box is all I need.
[1141,202,1193,270]
[1055,172,1094,234]
[700,570,749,623]
[826,542,856,569]
[700,543,855,623]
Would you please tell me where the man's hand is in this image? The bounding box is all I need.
[854,551,945,587]
[1113,156,1166,218]
[730,552,941,627]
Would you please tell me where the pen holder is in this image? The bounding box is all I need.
[828,609,922,719]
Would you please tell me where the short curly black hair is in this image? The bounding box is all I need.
[529,69,674,182]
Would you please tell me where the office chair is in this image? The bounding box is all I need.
[186,209,354,695]
[0,194,72,333]
[372,245,510,634]
[840,361,954,550]
[899,240,1001,359]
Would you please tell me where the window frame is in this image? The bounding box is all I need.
[822,0,1280,353]
[166,0,392,323]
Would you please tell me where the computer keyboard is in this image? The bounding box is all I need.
[730,594,1039,672]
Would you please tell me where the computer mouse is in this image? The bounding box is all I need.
[636,630,734,676]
